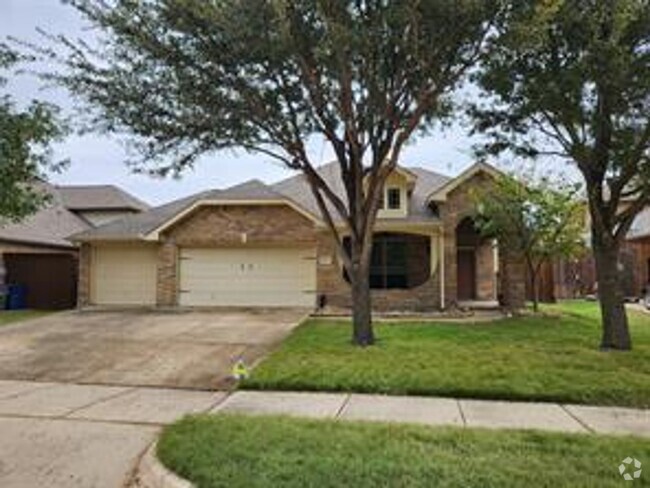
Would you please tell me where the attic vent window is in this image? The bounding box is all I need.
[387,188,401,210]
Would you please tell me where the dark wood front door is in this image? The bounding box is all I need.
[457,249,476,300]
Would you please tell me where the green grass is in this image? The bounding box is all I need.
[158,415,650,488]
[0,310,50,326]
[243,301,650,407]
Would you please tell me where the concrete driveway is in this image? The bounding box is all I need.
[0,308,305,389]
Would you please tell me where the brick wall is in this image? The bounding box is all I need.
[165,204,317,247]
[156,239,178,306]
[499,247,526,309]
[440,172,497,306]
[476,240,496,300]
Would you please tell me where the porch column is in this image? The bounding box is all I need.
[427,232,445,310]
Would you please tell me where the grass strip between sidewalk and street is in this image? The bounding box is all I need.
[158,414,650,488]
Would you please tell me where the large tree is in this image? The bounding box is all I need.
[473,173,585,312]
[473,0,650,350]
[0,44,66,222]
[37,0,499,345]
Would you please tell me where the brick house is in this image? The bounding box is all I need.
[524,200,650,303]
[71,161,526,311]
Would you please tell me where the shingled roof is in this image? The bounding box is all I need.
[57,185,150,211]
[70,163,452,242]
[0,183,150,248]
[271,162,450,223]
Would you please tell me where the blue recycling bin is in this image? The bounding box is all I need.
[6,284,27,310]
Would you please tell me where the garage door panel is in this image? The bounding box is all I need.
[179,248,316,307]
[92,245,157,305]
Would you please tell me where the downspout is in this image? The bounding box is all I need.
[439,232,445,309]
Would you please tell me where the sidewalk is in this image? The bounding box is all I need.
[0,380,648,488]
[0,379,648,435]
[215,390,650,437]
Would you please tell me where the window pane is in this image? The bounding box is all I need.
[387,188,401,209]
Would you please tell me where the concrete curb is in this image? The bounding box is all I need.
[132,442,194,488]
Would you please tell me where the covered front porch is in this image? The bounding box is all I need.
[452,216,499,309]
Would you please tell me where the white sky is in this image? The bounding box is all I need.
[3,0,483,205]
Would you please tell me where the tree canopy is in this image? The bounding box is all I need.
[472,0,650,349]
[473,172,585,311]
[0,44,67,222]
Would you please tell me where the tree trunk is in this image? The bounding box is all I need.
[348,238,374,346]
[593,238,632,351]
[526,258,539,312]
[531,275,539,312]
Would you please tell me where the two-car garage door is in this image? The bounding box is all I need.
[91,244,316,307]
[179,247,316,307]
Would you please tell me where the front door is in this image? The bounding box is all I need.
[457,249,476,300]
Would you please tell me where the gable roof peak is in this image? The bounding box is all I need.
[426,161,503,203]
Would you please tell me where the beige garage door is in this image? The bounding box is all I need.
[179,247,316,307]
[92,245,157,305]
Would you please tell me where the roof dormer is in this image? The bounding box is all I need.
[376,167,418,219]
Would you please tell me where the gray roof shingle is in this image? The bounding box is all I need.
[0,183,150,248]
[271,162,450,223]
[57,185,150,211]
[0,184,91,248]
[70,163,451,242]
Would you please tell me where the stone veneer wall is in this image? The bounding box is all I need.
[316,231,442,311]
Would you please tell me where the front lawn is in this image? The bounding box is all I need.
[0,310,50,327]
[243,301,650,407]
[158,415,650,488]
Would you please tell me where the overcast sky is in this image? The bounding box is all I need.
[3,0,481,206]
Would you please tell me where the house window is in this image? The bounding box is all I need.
[387,188,401,210]
[370,235,408,288]
[342,233,430,290]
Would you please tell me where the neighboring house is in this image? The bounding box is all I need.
[528,202,650,303]
[72,162,527,311]
[58,185,150,226]
[0,184,149,309]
